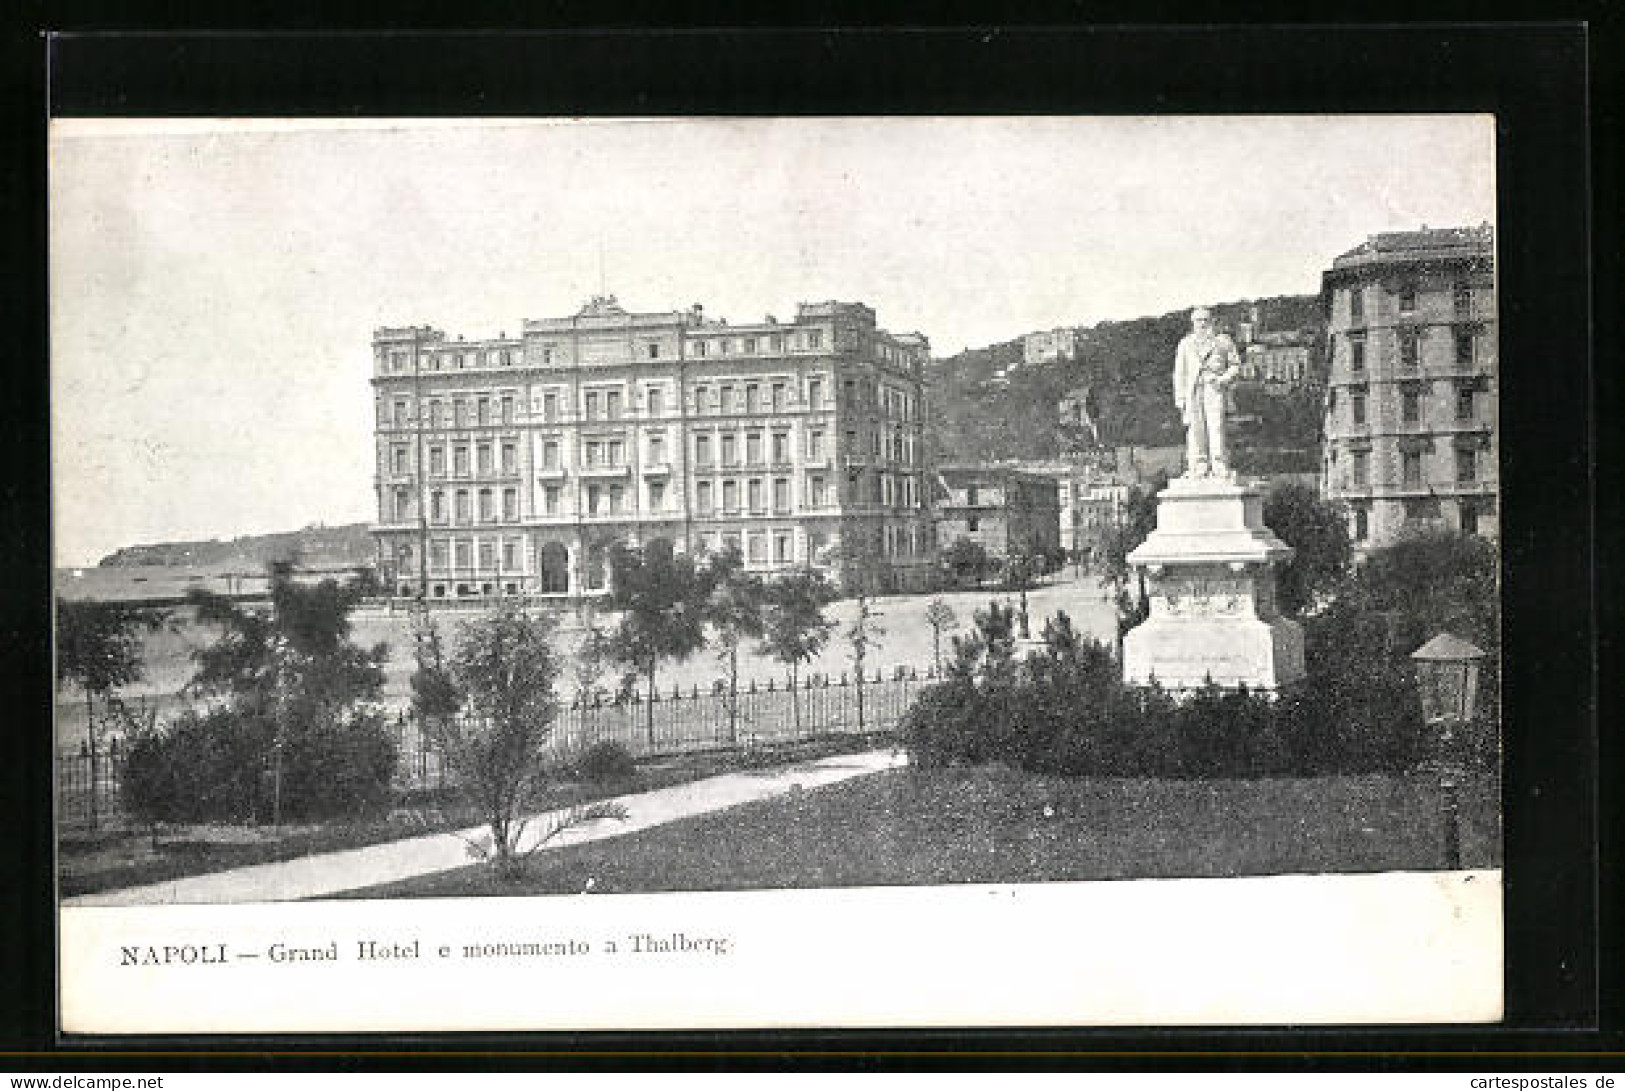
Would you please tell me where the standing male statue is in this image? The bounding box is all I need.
[1172,307,1242,478]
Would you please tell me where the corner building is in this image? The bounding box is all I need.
[1319,226,1498,551]
[371,297,935,600]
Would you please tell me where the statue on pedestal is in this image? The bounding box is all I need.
[1117,309,1305,691]
[1173,307,1241,479]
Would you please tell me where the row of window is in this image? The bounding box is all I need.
[1334,445,1482,489]
[1342,326,1481,374]
[1347,282,1479,322]
[384,377,856,431]
[690,329,823,358]
[390,424,918,479]
[382,347,521,374]
[1347,496,1493,542]
[696,527,812,566]
[401,535,525,574]
[381,326,840,375]
[690,377,821,416]
[390,439,522,479]
[1329,382,1480,427]
[384,393,520,430]
[694,477,805,517]
[389,486,525,525]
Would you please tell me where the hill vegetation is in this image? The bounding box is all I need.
[927,295,1326,471]
[98,523,375,570]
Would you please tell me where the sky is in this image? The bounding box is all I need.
[50,116,1495,568]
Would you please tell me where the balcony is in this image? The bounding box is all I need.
[577,462,632,479]
[642,461,673,476]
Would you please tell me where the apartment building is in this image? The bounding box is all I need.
[371,296,935,599]
[1319,225,1497,549]
[934,465,1062,561]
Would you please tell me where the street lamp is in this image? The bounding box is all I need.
[1410,632,1486,870]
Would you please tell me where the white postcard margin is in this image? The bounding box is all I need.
[61,870,1502,1034]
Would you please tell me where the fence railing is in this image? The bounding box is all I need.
[58,750,129,831]
[59,665,946,821]
[393,666,940,787]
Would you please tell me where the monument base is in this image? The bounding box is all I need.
[1122,612,1304,692]
[1121,474,1306,693]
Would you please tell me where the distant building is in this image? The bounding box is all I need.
[1242,332,1316,394]
[1319,225,1498,550]
[370,296,936,600]
[934,465,1062,561]
[1020,326,1081,367]
[1057,386,1103,451]
[1007,447,1178,562]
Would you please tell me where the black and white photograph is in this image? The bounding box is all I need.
[52,114,1506,1033]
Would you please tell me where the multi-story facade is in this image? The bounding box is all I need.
[934,466,1062,561]
[1319,225,1497,550]
[371,296,935,600]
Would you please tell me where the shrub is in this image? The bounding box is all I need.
[123,707,397,825]
[276,712,398,820]
[576,740,637,786]
[900,597,1437,780]
[124,708,273,825]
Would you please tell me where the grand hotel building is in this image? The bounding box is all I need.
[371,297,935,599]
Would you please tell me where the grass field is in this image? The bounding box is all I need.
[344,764,1502,900]
[55,574,1118,751]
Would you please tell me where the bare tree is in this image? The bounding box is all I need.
[846,593,887,731]
[924,597,957,674]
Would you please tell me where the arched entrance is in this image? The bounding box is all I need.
[539,542,570,594]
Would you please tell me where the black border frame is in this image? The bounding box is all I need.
[4,17,1612,1067]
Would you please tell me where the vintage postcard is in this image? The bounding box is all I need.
[52,116,1502,1033]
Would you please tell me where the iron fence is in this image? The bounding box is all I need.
[57,666,946,816]
[58,750,129,830]
[393,665,940,787]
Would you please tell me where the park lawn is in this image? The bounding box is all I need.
[344,763,1501,900]
[59,734,883,898]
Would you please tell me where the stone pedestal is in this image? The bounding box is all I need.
[1121,474,1305,691]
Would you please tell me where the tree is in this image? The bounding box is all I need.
[758,568,838,733]
[409,608,462,763]
[569,603,616,707]
[437,605,624,879]
[941,538,993,589]
[1263,482,1352,615]
[1099,476,1163,636]
[56,599,157,826]
[846,593,886,731]
[703,546,767,744]
[923,597,958,674]
[606,540,716,745]
[185,561,393,824]
[1342,531,1499,655]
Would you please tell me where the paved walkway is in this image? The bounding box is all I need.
[65,748,906,907]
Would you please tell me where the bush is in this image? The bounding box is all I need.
[124,708,273,825]
[576,740,637,786]
[900,598,1441,780]
[123,707,397,825]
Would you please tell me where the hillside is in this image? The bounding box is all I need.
[98,523,375,570]
[928,295,1326,470]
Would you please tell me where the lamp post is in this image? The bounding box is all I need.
[1410,632,1486,870]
